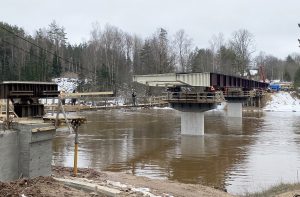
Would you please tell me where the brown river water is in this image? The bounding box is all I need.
[52,108,300,195]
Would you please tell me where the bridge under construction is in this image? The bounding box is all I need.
[134,72,268,135]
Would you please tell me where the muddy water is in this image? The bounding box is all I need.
[52,109,300,194]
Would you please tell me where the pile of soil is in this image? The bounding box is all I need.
[52,166,107,181]
[0,176,88,197]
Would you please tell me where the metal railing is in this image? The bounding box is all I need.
[164,91,224,103]
[223,90,266,98]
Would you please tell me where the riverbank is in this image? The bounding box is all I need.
[244,182,300,197]
[0,166,233,197]
[4,167,300,197]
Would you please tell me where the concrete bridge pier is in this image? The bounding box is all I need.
[171,102,217,136]
[227,102,243,118]
[181,111,205,135]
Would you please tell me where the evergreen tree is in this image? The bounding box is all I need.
[140,40,154,74]
[294,67,300,89]
[283,68,291,81]
[22,46,39,81]
[190,48,213,72]
[52,51,62,77]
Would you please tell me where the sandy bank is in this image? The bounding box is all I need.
[0,166,234,197]
[52,166,233,197]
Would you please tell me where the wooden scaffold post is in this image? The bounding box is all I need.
[71,119,81,176]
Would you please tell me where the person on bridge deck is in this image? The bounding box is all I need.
[132,89,137,106]
[71,90,77,105]
[60,90,66,105]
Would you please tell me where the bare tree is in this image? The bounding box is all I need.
[229,29,255,76]
[209,33,224,73]
[173,29,193,72]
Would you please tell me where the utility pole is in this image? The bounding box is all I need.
[298,24,300,47]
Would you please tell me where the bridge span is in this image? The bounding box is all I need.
[133,72,268,136]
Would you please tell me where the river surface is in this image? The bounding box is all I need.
[52,108,300,195]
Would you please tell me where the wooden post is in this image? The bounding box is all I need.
[6,99,9,129]
[71,119,80,176]
[74,126,79,176]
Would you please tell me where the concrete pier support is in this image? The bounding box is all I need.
[0,121,55,181]
[181,112,204,135]
[227,102,243,118]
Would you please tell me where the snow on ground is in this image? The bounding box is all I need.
[40,78,79,105]
[153,106,173,110]
[53,78,79,93]
[264,91,300,112]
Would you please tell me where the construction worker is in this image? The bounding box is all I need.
[71,90,77,105]
[60,90,66,105]
[132,89,137,106]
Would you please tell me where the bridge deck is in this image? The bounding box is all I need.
[133,72,268,89]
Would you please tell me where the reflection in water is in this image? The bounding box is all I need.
[226,117,242,133]
[52,109,300,195]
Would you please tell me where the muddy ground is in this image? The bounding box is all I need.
[0,176,90,197]
[0,166,232,197]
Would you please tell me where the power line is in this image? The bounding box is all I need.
[1,39,52,65]
[0,25,94,74]
[0,25,66,62]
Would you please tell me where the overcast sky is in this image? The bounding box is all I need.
[1,0,300,59]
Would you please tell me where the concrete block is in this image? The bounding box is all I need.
[17,123,55,179]
[29,139,53,178]
[54,178,121,197]
[31,126,55,143]
[0,130,19,181]
[0,122,55,181]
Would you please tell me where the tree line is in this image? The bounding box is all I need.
[1,21,300,95]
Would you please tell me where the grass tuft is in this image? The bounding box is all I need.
[243,182,300,197]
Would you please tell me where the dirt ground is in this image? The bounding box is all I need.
[277,190,300,197]
[52,166,233,197]
[0,166,233,197]
[0,176,90,197]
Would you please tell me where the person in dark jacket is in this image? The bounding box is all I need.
[132,89,137,106]
[71,90,77,105]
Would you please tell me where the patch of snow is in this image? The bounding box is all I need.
[53,78,79,93]
[264,91,300,112]
[106,180,164,197]
[106,180,128,188]
[153,106,173,110]
[216,102,227,110]
[249,69,258,76]
[132,187,160,197]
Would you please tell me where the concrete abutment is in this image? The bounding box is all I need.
[0,122,55,181]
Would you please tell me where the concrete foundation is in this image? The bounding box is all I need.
[227,102,243,118]
[0,122,55,181]
[181,112,204,135]
[0,130,19,181]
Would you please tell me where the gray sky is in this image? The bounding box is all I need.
[1,0,300,59]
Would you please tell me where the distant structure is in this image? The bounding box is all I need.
[134,72,268,135]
